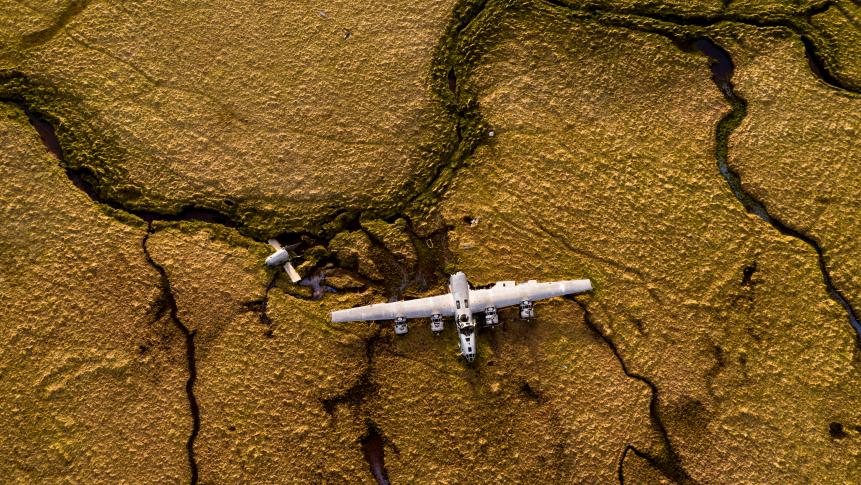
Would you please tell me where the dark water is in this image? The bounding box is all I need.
[361,426,390,485]
[24,108,63,159]
[692,38,733,86]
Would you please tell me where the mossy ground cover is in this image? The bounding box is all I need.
[0,104,190,483]
[1,0,460,237]
[723,25,861,326]
[145,224,373,482]
[436,2,861,482]
[1,0,860,483]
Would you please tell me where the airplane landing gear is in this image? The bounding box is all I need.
[485,306,499,326]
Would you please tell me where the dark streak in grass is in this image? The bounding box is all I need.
[142,224,200,485]
[571,298,695,484]
[360,422,391,485]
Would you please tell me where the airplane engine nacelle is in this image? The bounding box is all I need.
[519,300,534,320]
[485,306,499,326]
[430,314,444,333]
[395,317,409,335]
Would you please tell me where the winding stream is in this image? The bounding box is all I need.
[693,37,861,339]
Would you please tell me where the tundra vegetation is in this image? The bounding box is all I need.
[1,0,859,483]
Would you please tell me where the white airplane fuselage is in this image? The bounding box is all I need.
[448,272,477,362]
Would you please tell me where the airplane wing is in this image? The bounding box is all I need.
[470,279,592,311]
[331,293,457,322]
[268,239,282,250]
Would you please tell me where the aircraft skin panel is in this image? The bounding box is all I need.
[331,293,456,322]
[523,279,592,301]
[283,263,301,283]
[467,288,494,312]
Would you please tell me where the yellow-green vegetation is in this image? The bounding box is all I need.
[328,230,390,282]
[0,104,190,483]
[724,26,861,320]
[621,447,673,484]
[368,301,658,482]
[360,218,419,270]
[0,0,70,67]
[810,1,861,89]
[552,0,823,18]
[437,3,861,482]
[1,0,861,483]
[1,0,459,237]
[534,0,861,94]
[145,223,373,482]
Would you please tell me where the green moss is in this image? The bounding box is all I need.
[277,277,313,299]
[165,220,269,253]
[360,218,418,268]
[806,8,861,92]
[406,0,507,221]
[3,0,857,249]
[98,205,147,228]
[408,0,841,223]
[299,245,331,271]
[0,71,141,204]
[542,0,861,94]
